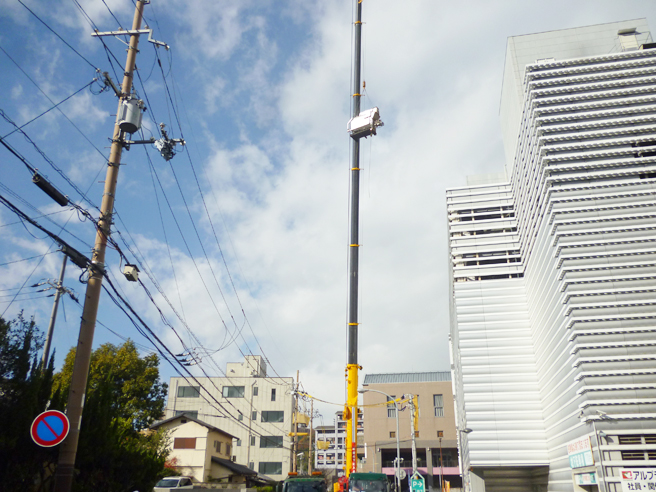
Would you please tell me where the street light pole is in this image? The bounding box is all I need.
[457,428,472,492]
[359,388,401,492]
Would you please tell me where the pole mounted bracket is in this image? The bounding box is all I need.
[91,28,169,50]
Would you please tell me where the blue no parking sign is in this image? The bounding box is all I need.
[31,410,70,447]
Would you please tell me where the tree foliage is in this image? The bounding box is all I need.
[52,340,169,492]
[0,312,60,490]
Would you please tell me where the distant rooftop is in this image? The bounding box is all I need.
[363,372,451,385]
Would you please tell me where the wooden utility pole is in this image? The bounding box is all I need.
[41,254,67,368]
[293,370,299,472]
[53,2,147,491]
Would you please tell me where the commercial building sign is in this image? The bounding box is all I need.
[620,468,656,491]
[574,472,597,486]
[567,436,594,469]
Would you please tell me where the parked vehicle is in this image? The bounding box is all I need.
[153,476,195,491]
[348,473,390,492]
[282,472,327,492]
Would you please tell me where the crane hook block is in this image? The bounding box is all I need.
[347,107,384,140]
[118,96,145,134]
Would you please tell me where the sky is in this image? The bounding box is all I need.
[1,0,656,425]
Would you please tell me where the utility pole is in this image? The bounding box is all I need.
[308,398,314,475]
[293,370,299,473]
[53,2,147,491]
[41,254,67,368]
[409,395,418,476]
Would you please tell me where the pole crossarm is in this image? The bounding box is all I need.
[92,28,169,49]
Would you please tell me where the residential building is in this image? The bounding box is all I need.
[315,410,363,471]
[359,372,459,491]
[150,413,242,483]
[166,355,294,480]
[448,19,656,492]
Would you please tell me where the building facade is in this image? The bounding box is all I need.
[315,410,364,471]
[166,355,295,480]
[448,20,656,492]
[360,373,459,491]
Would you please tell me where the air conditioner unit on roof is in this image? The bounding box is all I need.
[347,107,384,139]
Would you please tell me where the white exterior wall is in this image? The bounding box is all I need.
[167,366,294,480]
[450,19,656,492]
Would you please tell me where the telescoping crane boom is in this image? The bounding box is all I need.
[344,0,383,478]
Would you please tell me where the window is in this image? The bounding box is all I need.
[252,411,258,420]
[253,386,259,396]
[236,439,242,447]
[262,411,284,422]
[390,431,396,438]
[259,462,282,475]
[177,386,200,398]
[271,388,276,401]
[250,436,256,446]
[434,394,444,417]
[232,456,237,462]
[238,413,244,421]
[214,440,222,453]
[387,396,397,418]
[223,386,245,398]
[175,410,198,419]
[249,462,254,470]
[174,438,196,449]
[260,436,283,448]
[226,443,231,456]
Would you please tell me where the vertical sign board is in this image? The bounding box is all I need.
[567,436,594,469]
[410,472,425,492]
[31,410,70,447]
[620,468,656,491]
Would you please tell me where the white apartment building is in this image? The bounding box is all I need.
[166,355,294,480]
[448,20,656,492]
[315,410,363,471]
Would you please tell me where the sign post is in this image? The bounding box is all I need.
[31,410,70,447]
[410,472,425,492]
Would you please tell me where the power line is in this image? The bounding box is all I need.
[0,251,57,267]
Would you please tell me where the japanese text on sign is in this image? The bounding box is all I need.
[620,468,656,492]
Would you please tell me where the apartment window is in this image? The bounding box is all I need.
[177,386,200,398]
[253,386,259,396]
[226,443,231,456]
[214,440,222,453]
[249,462,254,470]
[262,411,284,423]
[387,396,397,418]
[223,386,245,398]
[174,438,196,449]
[271,388,276,401]
[260,436,283,448]
[390,431,396,438]
[259,462,282,475]
[434,394,444,417]
[250,436,256,446]
[252,410,258,420]
[236,439,242,447]
[175,410,198,419]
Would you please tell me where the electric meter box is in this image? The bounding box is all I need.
[118,97,144,134]
[123,264,140,282]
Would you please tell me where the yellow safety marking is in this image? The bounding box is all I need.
[348,323,359,325]
[349,244,360,247]
[351,167,361,170]
[355,21,362,24]
[352,93,361,97]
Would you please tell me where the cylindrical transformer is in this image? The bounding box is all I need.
[118,97,144,134]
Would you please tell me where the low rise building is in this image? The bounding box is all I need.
[359,372,459,491]
[315,410,364,471]
[165,355,295,480]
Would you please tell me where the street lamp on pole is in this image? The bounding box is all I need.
[359,388,401,492]
[457,427,472,492]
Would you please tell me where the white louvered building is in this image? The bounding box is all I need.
[448,20,656,492]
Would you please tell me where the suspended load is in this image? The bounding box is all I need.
[347,107,384,139]
[118,96,145,134]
